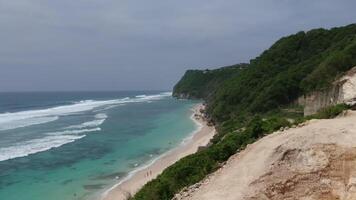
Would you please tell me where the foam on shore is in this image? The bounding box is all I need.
[100,103,215,200]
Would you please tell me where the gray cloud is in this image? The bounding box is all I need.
[0,0,355,91]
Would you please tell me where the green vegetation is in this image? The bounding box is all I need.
[133,114,287,200]
[173,64,247,99]
[133,103,349,200]
[208,24,356,121]
[132,105,348,200]
[306,103,350,120]
[133,24,356,200]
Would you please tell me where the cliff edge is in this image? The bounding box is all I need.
[175,110,356,200]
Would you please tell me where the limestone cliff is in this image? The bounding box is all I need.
[299,66,356,116]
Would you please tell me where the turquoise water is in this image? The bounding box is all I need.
[0,92,198,200]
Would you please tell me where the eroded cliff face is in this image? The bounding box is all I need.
[299,66,356,116]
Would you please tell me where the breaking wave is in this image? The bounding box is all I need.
[0,127,101,161]
[0,92,172,161]
[0,92,171,131]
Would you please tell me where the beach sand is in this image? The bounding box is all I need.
[101,103,216,200]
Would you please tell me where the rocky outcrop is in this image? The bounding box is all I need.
[299,66,356,116]
[173,93,196,99]
[246,143,356,200]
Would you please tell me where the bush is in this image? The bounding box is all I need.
[310,104,350,119]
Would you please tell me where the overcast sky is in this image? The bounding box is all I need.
[0,0,355,91]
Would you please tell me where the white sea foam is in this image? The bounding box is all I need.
[94,105,120,112]
[0,92,172,161]
[47,127,101,135]
[95,113,108,119]
[0,127,101,161]
[65,114,107,129]
[0,116,59,131]
[0,134,85,161]
[0,92,171,131]
[65,120,105,130]
[181,110,204,145]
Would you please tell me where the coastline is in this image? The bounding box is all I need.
[101,103,216,200]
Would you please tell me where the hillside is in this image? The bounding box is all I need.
[174,24,356,122]
[132,23,356,200]
[175,110,356,200]
[173,64,248,99]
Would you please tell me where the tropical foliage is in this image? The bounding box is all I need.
[132,24,356,200]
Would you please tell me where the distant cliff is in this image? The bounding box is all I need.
[173,23,356,121]
[173,64,248,99]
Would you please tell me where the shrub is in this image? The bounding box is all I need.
[310,104,350,119]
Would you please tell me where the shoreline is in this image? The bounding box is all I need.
[100,103,216,200]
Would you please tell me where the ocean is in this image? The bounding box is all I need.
[0,91,199,200]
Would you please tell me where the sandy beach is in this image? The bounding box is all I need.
[101,103,216,200]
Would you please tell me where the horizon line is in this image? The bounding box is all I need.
[0,89,172,93]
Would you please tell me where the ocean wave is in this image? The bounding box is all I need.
[65,120,105,130]
[0,127,101,161]
[0,92,171,131]
[0,134,85,161]
[47,127,101,136]
[65,114,107,129]
[0,116,59,131]
[95,113,108,119]
[94,105,120,112]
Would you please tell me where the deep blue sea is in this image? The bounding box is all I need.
[0,91,199,200]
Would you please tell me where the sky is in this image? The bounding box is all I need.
[0,0,355,91]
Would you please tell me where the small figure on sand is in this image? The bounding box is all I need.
[145,170,153,178]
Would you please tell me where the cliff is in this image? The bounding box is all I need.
[173,24,356,122]
[300,66,356,115]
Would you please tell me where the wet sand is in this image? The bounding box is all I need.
[101,104,216,200]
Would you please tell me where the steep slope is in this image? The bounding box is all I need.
[176,111,356,200]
